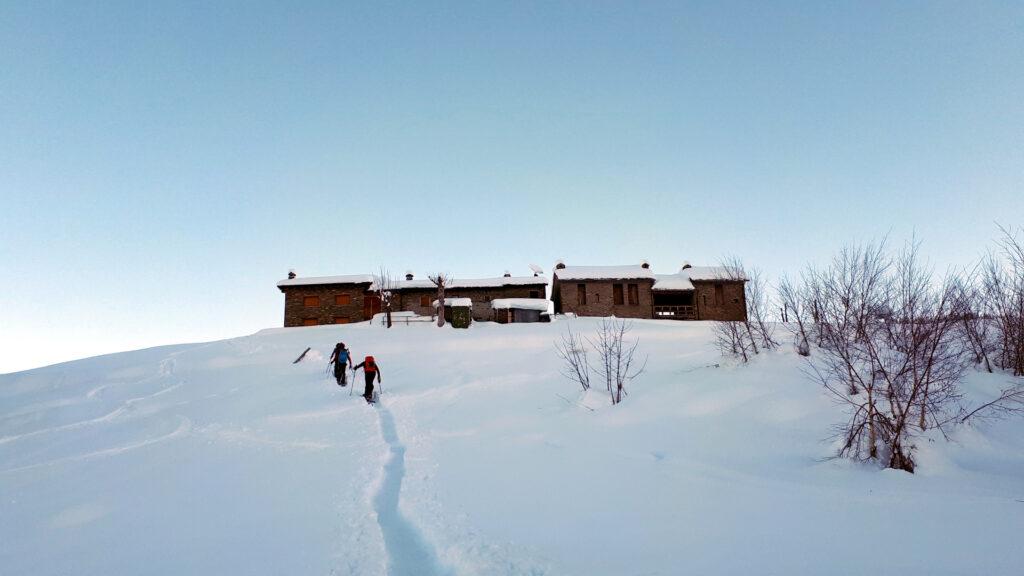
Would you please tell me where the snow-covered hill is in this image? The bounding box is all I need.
[2,320,1022,575]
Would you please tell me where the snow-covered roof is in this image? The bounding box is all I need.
[554,265,655,281]
[653,266,744,291]
[395,276,547,290]
[490,298,551,311]
[433,298,473,308]
[280,274,546,290]
[277,274,375,288]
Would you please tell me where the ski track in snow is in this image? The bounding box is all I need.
[373,405,448,576]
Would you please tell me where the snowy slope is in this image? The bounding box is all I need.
[2,320,1022,575]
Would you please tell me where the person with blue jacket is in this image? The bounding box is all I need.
[328,342,351,386]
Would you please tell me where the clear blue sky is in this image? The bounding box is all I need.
[2,1,1022,373]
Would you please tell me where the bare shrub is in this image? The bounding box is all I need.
[778,274,812,356]
[808,240,978,472]
[555,325,591,392]
[589,319,646,405]
[714,318,754,362]
[981,225,1024,376]
[714,257,776,362]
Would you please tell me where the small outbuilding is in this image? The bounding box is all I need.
[491,298,550,324]
[433,298,473,328]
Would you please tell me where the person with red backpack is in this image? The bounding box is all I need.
[351,355,382,403]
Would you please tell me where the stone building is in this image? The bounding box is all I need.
[277,270,548,327]
[551,262,747,321]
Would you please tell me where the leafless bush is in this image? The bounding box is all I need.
[588,319,646,405]
[714,319,754,362]
[806,240,985,472]
[714,257,776,362]
[555,325,591,392]
[950,276,995,373]
[981,225,1024,376]
[778,274,812,356]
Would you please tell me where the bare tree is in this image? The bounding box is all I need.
[714,318,753,362]
[807,240,972,472]
[429,273,450,328]
[713,257,776,361]
[778,274,811,356]
[950,275,994,373]
[588,319,646,405]
[744,265,778,351]
[375,266,395,328]
[981,225,1024,376]
[555,325,591,391]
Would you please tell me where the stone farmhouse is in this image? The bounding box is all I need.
[277,261,748,327]
[277,271,548,327]
[551,262,747,321]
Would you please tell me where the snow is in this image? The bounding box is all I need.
[432,298,472,308]
[553,264,655,281]
[2,321,1023,575]
[279,275,546,291]
[398,276,546,290]
[276,270,376,284]
[653,266,744,291]
[276,274,375,287]
[490,298,550,311]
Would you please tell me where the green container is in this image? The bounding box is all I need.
[451,306,472,329]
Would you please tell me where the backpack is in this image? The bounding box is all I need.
[364,356,377,372]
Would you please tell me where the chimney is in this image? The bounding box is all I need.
[288,269,296,279]
[405,270,414,281]
[640,259,650,269]
[503,270,511,277]
[681,261,692,270]
[555,259,566,270]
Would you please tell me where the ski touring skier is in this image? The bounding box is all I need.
[327,342,351,387]
[351,355,382,404]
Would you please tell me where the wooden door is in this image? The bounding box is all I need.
[363,295,381,319]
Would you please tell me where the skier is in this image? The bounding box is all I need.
[328,342,351,387]
[351,355,382,403]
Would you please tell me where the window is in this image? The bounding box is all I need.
[302,318,318,326]
[303,296,320,307]
[628,284,639,306]
[335,294,351,306]
[334,317,350,324]
[576,284,587,306]
[529,290,540,299]
[714,284,724,306]
[420,295,430,307]
[613,284,624,305]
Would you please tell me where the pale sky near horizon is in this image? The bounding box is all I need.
[2,1,1022,374]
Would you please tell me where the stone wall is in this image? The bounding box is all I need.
[554,279,655,319]
[281,284,372,327]
[693,281,747,321]
[391,283,547,321]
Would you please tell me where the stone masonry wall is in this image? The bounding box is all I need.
[693,281,747,321]
[282,285,372,327]
[555,279,655,319]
